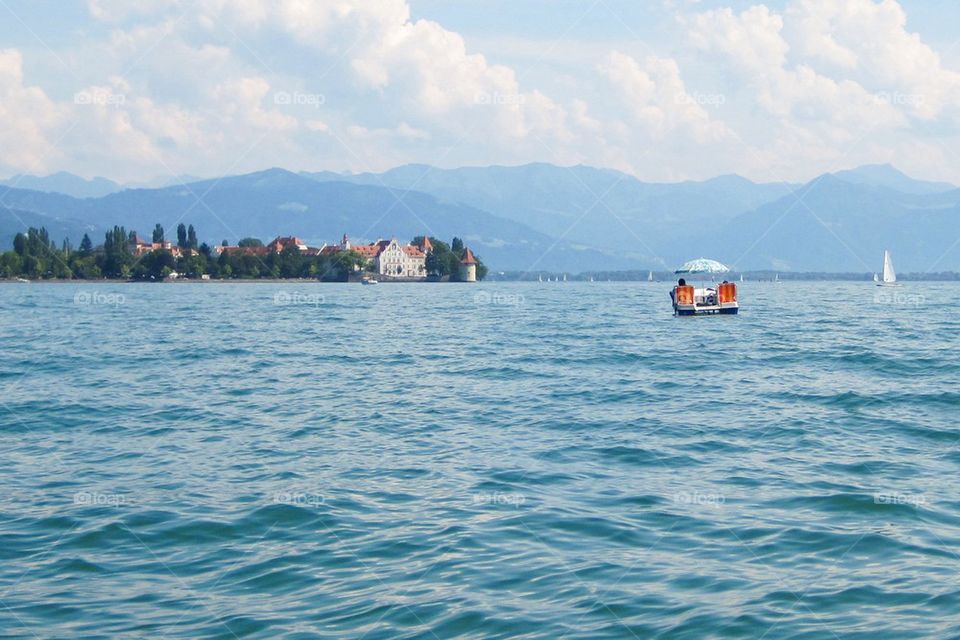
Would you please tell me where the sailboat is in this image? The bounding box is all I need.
[563,274,567,282]
[877,250,900,287]
[647,271,654,282]
[739,274,744,283]
[774,273,781,283]
[873,273,879,283]
[538,274,543,283]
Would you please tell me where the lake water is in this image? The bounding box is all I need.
[1,281,959,639]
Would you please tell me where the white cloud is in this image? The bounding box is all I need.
[600,52,734,144]
[689,5,789,73]
[784,0,960,119]
[2,0,960,184]
[0,50,63,175]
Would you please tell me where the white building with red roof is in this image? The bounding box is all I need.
[375,238,426,278]
[320,234,429,279]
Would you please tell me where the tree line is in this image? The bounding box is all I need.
[0,226,486,281]
[416,236,489,281]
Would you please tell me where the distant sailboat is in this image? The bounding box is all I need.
[877,250,899,287]
[647,271,654,282]
[775,273,781,283]
[538,274,543,283]
[873,273,879,283]
[563,274,567,282]
[589,276,595,283]
[739,274,743,283]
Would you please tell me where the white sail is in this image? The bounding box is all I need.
[882,250,896,283]
[648,271,654,282]
[873,273,879,282]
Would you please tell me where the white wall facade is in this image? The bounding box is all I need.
[375,239,426,278]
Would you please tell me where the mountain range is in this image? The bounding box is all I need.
[1,163,958,273]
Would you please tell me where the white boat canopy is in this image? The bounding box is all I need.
[675,258,730,274]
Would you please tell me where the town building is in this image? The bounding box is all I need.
[131,236,185,258]
[374,238,426,278]
[216,236,316,257]
[266,236,309,253]
[321,235,429,279]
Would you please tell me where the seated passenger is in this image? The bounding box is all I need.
[670,278,687,306]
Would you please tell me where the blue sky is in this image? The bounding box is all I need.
[1,0,960,184]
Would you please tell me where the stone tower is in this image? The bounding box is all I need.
[458,247,478,282]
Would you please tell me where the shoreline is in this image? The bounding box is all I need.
[0,278,463,285]
[3,276,959,284]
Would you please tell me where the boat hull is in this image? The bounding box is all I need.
[676,305,738,316]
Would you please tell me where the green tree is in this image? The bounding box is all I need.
[187,224,198,249]
[278,245,304,278]
[101,226,133,278]
[152,224,165,243]
[331,250,365,279]
[177,223,187,248]
[238,237,263,248]
[79,234,93,254]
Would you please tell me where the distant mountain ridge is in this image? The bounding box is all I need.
[1,163,958,272]
[0,169,634,272]
[0,172,121,199]
[831,164,955,195]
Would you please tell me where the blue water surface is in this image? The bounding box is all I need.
[1,281,958,639]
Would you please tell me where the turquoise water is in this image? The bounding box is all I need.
[1,281,959,639]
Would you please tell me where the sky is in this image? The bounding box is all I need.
[1,0,960,184]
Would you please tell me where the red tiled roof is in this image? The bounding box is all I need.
[353,245,382,257]
[420,237,433,252]
[460,247,478,265]
[267,236,306,251]
[403,246,425,257]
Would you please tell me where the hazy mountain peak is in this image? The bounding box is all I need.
[0,172,121,198]
[832,163,955,194]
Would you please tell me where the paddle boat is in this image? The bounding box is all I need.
[670,258,739,316]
